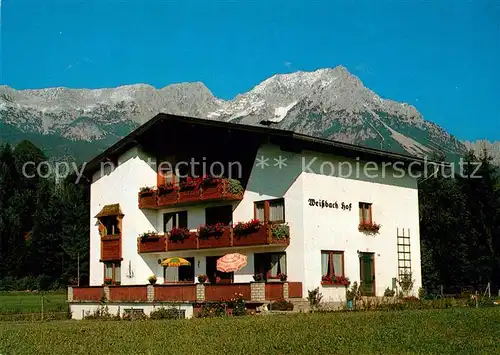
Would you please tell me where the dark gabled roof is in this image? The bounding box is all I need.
[82,113,442,178]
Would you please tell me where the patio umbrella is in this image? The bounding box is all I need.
[161,257,191,267]
[217,253,247,273]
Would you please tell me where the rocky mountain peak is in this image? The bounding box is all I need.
[0,67,495,163]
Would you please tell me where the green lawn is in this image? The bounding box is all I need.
[1,308,499,354]
[0,291,67,314]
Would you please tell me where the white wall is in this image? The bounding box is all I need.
[69,303,194,320]
[90,147,157,286]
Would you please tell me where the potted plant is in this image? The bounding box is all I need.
[270,223,290,240]
[198,223,226,239]
[179,177,199,191]
[198,274,208,283]
[168,227,191,242]
[148,275,157,285]
[158,182,176,195]
[345,281,360,310]
[104,278,113,286]
[233,218,262,236]
[278,273,288,282]
[253,273,265,282]
[226,178,244,196]
[139,231,158,241]
[358,222,381,234]
[200,174,221,187]
[139,186,155,196]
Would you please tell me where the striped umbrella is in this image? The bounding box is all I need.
[161,257,191,267]
[216,253,248,273]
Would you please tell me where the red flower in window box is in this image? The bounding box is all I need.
[321,275,350,286]
[158,182,177,195]
[200,174,222,187]
[179,177,200,191]
[198,223,226,239]
[233,218,262,236]
[358,222,381,234]
[139,186,155,197]
[104,278,113,286]
[168,227,191,242]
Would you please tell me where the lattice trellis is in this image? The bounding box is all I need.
[397,228,411,277]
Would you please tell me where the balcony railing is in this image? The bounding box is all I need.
[138,178,244,209]
[137,224,290,254]
[69,281,303,303]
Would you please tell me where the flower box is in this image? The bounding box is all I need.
[198,227,232,249]
[201,180,224,200]
[233,223,268,247]
[157,191,178,206]
[358,222,381,234]
[138,191,157,209]
[178,188,201,204]
[167,232,198,251]
[138,236,166,253]
[321,275,350,286]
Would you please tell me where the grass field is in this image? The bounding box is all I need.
[0,291,67,314]
[0,308,499,355]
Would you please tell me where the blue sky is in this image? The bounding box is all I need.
[2,0,499,141]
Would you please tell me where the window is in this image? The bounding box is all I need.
[163,211,188,232]
[254,252,287,280]
[205,205,233,225]
[163,257,195,283]
[321,251,344,277]
[101,216,120,236]
[104,262,121,283]
[359,202,372,224]
[254,198,285,224]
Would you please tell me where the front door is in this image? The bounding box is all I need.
[359,252,375,296]
[206,256,233,284]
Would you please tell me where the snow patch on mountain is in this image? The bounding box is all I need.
[272,102,297,122]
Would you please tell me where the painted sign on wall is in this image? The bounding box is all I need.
[308,199,352,211]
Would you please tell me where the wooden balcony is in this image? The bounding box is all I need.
[138,178,244,209]
[69,282,303,303]
[101,235,122,261]
[137,224,290,254]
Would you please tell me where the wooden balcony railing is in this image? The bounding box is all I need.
[138,178,244,209]
[137,224,290,254]
[68,282,303,303]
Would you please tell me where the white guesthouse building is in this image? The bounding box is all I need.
[68,114,422,319]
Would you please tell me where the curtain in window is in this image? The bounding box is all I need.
[279,253,287,275]
[321,252,329,276]
[255,203,265,221]
[332,253,343,276]
[269,201,284,222]
[164,266,178,282]
[114,263,121,282]
[363,205,370,222]
[270,254,280,277]
[105,263,113,279]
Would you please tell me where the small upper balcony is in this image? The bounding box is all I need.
[138,176,244,209]
[137,220,290,254]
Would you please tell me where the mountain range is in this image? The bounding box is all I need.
[0,66,498,164]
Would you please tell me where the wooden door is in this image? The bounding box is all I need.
[359,252,375,296]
